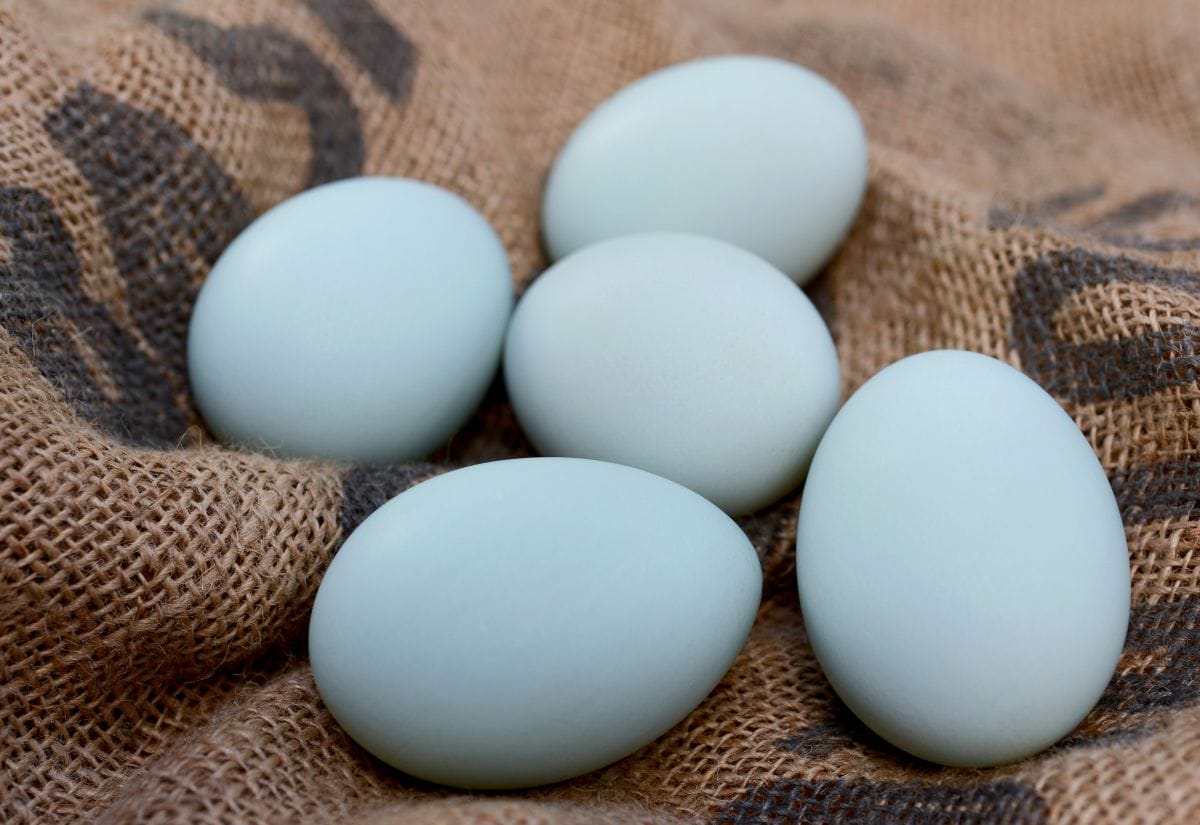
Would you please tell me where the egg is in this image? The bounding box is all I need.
[308,457,762,788]
[541,54,868,285]
[187,176,513,464]
[796,350,1131,767]
[503,232,840,516]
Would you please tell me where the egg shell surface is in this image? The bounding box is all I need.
[187,176,513,464]
[541,54,868,285]
[308,457,762,789]
[503,232,841,516]
[796,349,1131,767]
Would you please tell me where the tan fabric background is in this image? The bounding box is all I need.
[2,1,1199,822]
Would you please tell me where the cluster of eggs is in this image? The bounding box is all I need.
[187,56,1130,789]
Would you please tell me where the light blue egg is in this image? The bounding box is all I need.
[188,176,513,463]
[309,457,762,788]
[505,233,840,516]
[542,55,868,285]
[797,350,1131,767]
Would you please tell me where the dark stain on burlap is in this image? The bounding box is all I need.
[43,83,255,436]
[992,186,1200,252]
[0,185,187,445]
[778,697,895,761]
[1010,249,1200,404]
[148,10,366,188]
[1097,596,1200,714]
[1110,458,1199,524]
[341,462,442,535]
[712,777,1050,824]
[298,0,417,103]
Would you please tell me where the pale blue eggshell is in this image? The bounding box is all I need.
[188,176,512,463]
[504,232,840,516]
[309,457,762,789]
[796,350,1131,767]
[541,54,868,285]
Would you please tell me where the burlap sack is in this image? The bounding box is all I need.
[3,0,1198,821]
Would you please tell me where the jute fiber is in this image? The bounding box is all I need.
[3,1,1199,822]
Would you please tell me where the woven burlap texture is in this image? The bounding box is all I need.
[2,0,1199,822]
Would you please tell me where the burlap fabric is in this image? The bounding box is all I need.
[3,0,1199,822]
